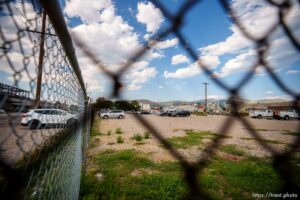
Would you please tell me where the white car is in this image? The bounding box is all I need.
[21,109,78,129]
[100,110,125,119]
[278,110,299,120]
[249,109,273,119]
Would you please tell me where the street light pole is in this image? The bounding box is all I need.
[203,82,209,112]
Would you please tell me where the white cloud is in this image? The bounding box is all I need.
[216,50,256,77]
[266,91,274,94]
[65,0,160,92]
[164,62,201,79]
[136,2,164,34]
[199,0,300,78]
[154,38,178,49]
[123,61,157,91]
[164,55,220,79]
[171,54,189,65]
[286,70,300,74]
[201,55,220,69]
[200,25,252,56]
[158,85,163,89]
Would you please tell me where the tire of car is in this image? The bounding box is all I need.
[118,115,123,119]
[257,115,262,119]
[67,118,78,128]
[103,115,108,119]
[284,115,290,120]
[29,120,41,130]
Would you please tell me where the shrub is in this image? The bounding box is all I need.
[144,131,151,139]
[116,136,124,143]
[115,128,123,134]
[132,133,143,141]
[107,130,112,135]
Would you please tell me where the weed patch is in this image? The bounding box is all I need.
[144,131,151,139]
[280,131,300,136]
[116,136,124,144]
[240,137,287,145]
[132,133,143,141]
[167,130,220,149]
[107,130,112,135]
[90,118,103,137]
[219,145,246,156]
[115,127,123,134]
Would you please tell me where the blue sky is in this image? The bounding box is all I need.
[1,0,300,102]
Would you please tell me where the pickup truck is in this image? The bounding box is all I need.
[276,110,299,120]
[249,109,273,119]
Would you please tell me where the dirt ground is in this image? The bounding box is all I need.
[89,114,300,162]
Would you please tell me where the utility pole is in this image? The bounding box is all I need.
[34,11,47,108]
[27,11,56,108]
[203,82,209,112]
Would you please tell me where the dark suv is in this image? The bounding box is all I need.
[172,110,191,117]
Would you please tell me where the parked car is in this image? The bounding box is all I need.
[172,110,190,117]
[100,110,125,119]
[140,111,151,115]
[21,109,78,130]
[160,109,177,116]
[276,110,299,120]
[249,109,273,119]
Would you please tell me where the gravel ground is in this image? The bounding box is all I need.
[89,114,300,162]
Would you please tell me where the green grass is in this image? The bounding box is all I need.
[90,118,103,137]
[193,111,207,116]
[115,127,123,134]
[240,137,287,145]
[167,130,227,149]
[79,150,187,200]
[132,133,143,141]
[280,131,300,136]
[144,131,151,139]
[80,150,299,200]
[219,144,246,156]
[107,130,112,136]
[116,136,124,144]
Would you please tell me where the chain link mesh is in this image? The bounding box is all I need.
[0,0,89,199]
[0,0,300,199]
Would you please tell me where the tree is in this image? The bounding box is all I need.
[130,100,141,111]
[114,100,131,110]
[92,97,113,110]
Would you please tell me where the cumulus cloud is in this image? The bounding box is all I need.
[154,38,178,49]
[164,62,201,79]
[164,55,219,79]
[286,70,300,74]
[199,0,300,78]
[64,0,159,92]
[171,54,189,65]
[136,2,164,34]
[123,61,157,91]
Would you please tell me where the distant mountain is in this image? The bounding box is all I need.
[134,98,290,107]
[255,98,290,103]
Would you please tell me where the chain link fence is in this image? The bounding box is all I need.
[0,0,90,199]
[0,0,300,199]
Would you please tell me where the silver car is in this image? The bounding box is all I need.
[100,110,125,119]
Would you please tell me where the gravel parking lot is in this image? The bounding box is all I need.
[0,113,63,165]
[91,114,300,162]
